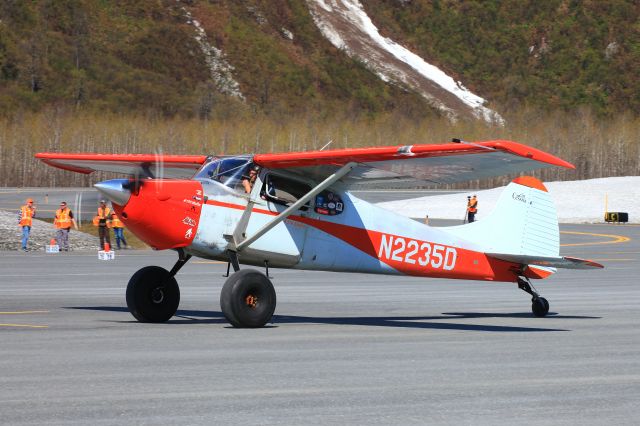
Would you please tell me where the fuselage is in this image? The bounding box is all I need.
[192,179,519,281]
[102,157,523,282]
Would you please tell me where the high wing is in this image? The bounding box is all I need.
[36,140,572,186]
[35,153,209,179]
[253,139,574,188]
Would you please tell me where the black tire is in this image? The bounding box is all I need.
[126,266,180,323]
[220,269,276,328]
[532,297,550,317]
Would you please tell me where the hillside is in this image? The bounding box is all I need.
[0,0,432,119]
[1,1,639,188]
[365,0,640,115]
[1,0,638,119]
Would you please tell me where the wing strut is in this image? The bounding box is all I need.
[234,162,356,252]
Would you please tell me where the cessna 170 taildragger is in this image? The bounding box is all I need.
[36,139,603,327]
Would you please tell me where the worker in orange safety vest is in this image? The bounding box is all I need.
[467,195,478,223]
[95,199,112,250]
[54,201,78,251]
[18,198,36,252]
[110,211,128,250]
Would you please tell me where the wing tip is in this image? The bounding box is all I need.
[491,140,575,169]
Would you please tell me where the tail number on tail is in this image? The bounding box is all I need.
[378,234,457,270]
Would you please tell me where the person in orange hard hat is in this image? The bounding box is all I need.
[18,198,36,252]
[54,201,78,251]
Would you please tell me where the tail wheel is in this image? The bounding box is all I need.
[532,297,550,317]
[126,266,180,322]
[220,269,276,328]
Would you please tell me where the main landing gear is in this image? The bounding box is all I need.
[517,277,550,317]
[126,249,276,327]
[220,269,276,328]
[220,251,276,328]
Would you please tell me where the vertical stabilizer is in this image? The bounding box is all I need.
[446,176,559,257]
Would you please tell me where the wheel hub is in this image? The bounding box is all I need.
[245,294,257,308]
[151,287,165,304]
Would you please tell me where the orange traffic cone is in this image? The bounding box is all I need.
[104,242,110,252]
[50,238,56,246]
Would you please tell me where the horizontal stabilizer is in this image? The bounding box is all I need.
[487,253,604,269]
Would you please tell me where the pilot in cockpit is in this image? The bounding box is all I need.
[242,165,260,193]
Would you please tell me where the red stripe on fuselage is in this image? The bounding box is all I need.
[205,199,522,281]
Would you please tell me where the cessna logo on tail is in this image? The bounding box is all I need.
[512,192,527,203]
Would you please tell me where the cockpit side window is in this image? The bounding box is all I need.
[194,157,253,193]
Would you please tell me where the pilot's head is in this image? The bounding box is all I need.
[249,165,260,180]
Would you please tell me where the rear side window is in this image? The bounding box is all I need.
[262,174,311,209]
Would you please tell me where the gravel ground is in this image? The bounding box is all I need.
[1,210,99,252]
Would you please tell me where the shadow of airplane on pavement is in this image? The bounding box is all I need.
[66,306,600,332]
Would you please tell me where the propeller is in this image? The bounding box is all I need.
[122,163,152,194]
[112,148,166,198]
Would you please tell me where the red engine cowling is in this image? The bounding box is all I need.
[112,180,204,250]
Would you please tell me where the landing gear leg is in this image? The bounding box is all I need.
[517,277,549,317]
[167,249,192,279]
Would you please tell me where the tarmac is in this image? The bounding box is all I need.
[1,222,638,425]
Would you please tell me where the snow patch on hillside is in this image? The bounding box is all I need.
[378,176,640,224]
[308,0,503,124]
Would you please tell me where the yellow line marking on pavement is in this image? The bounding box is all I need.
[0,323,48,329]
[0,311,49,328]
[560,231,630,247]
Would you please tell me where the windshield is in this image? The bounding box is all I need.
[194,156,254,192]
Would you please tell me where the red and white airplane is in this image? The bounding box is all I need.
[36,139,603,327]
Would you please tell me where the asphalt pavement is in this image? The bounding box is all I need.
[1,223,638,425]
